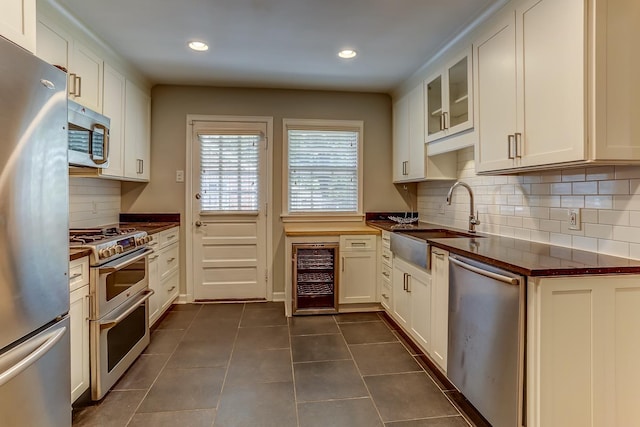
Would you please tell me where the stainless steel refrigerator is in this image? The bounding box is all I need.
[0,37,71,426]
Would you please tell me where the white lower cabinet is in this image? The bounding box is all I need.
[379,231,393,310]
[389,251,449,373]
[430,248,449,372]
[69,257,90,402]
[392,257,432,351]
[149,227,180,326]
[527,275,640,427]
[338,235,377,304]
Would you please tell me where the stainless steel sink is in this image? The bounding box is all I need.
[390,228,483,270]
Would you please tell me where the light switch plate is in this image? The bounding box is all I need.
[176,170,185,182]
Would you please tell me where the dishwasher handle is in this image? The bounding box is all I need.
[449,256,520,285]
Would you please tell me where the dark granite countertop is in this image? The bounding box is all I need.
[367,220,640,276]
[120,221,179,235]
[119,213,180,235]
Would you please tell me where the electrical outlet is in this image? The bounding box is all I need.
[568,208,581,230]
[439,204,446,215]
[176,170,185,183]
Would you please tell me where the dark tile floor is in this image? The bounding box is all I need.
[72,302,474,427]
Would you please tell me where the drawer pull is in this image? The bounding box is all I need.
[167,257,176,263]
[149,241,159,246]
[168,286,176,292]
[382,293,389,299]
[382,254,390,260]
[382,271,390,278]
[150,255,159,261]
[167,235,176,240]
[69,272,82,280]
[351,242,367,247]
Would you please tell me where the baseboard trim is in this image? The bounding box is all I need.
[272,291,285,302]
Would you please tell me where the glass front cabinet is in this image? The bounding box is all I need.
[424,48,473,143]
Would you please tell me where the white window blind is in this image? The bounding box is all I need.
[288,129,359,212]
[199,134,260,212]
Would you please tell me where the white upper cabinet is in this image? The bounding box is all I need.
[425,48,473,143]
[0,0,36,52]
[124,80,151,181]
[393,83,457,183]
[36,16,104,112]
[475,0,640,174]
[71,40,103,112]
[101,64,126,178]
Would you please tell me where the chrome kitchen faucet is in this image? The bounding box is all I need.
[446,181,480,233]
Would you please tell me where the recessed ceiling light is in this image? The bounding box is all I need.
[338,49,357,59]
[188,41,209,52]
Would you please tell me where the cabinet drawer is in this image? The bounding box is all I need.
[158,227,179,249]
[381,263,392,281]
[159,243,179,279]
[69,257,89,292]
[380,279,392,310]
[160,270,179,310]
[340,235,376,251]
[382,247,393,266]
[381,231,391,249]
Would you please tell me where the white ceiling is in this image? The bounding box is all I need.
[55,0,502,93]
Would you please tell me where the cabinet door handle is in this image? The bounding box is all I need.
[403,273,407,291]
[406,275,411,293]
[508,134,515,159]
[434,252,445,260]
[75,75,82,97]
[342,257,345,272]
[515,132,522,158]
[442,112,448,130]
[68,73,77,96]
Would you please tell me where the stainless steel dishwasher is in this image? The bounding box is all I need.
[448,254,525,427]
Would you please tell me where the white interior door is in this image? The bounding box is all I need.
[191,121,268,301]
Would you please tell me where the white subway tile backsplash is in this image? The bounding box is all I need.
[582,209,598,224]
[69,178,121,228]
[598,180,629,195]
[615,165,640,180]
[572,181,597,195]
[550,233,572,247]
[598,210,630,226]
[572,236,598,252]
[584,223,613,239]
[560,196,585,208]
[551,183,572,195]
[598,239,629,258]
[417,150,640,259]
[586,166,615,181]
[585,196,613,209]
[561,169,586,182]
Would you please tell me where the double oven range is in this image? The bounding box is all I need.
[70,226,154,401]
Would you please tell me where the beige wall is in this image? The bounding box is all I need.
[121,85,411,296]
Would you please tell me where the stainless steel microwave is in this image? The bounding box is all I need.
[68,100,110,168]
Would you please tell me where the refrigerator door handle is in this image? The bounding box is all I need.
[0,326,67,387]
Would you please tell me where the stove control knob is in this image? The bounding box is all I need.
[99,248,110,259]
[115,245,124,254]
[109,247,117,256]
[144,236,152,243]
[136,237,143,245]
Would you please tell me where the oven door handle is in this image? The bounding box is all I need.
[99,290,154,330]
[98,248,154,273]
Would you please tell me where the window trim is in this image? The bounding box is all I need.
[281,119,364,222]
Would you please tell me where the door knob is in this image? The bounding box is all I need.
[195,193,201,199]
[195,220,203,227]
